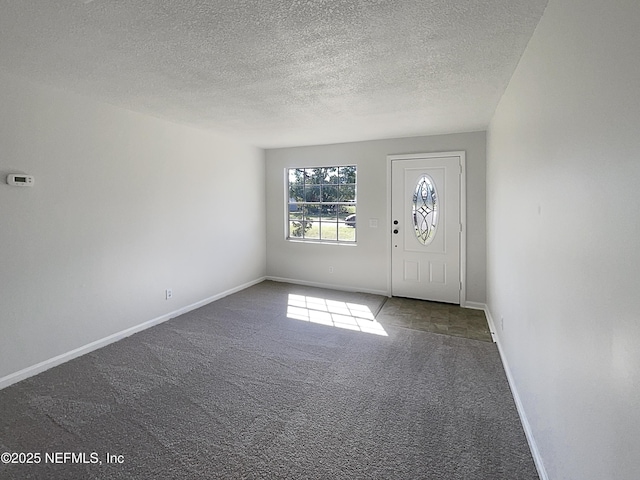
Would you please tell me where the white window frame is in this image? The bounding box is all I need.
[285,165,357,244]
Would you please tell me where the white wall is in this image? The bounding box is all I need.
[0,73,266,382]
[487,1,640,479]
[265,132,486,303]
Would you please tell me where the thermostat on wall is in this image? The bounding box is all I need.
[7,174,35,187]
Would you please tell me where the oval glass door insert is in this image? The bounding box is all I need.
[412,175,438,245]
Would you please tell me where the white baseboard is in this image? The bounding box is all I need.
[0,277,266,391]
[485,306,549,480]
[483,304,498,343]
[266,276,388,297]
[461,301,498,343]
[462,301,486,310]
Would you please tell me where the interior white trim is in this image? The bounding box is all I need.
[463,301,497,343]
[386,151,467,305]
[462,301,486,310]
[266,276,388,297]
[485,307,549,480]
[0,277,266,391]
[483,305,498,343]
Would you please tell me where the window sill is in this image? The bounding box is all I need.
[286,239,357,246]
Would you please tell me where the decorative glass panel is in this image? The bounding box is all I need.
[412,175,438,245]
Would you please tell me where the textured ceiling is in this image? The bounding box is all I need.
[0,0,547,148]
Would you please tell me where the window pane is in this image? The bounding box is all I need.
[304,220,320,239]
[326,167,339,184]
[322,185,339,202]
[320,167,331,183]
[288,168,302,186]
[321,204,338,222]
[305,168,324,185]
[339,204,355,217]
[304,204,318,231]
[289,221,304,238]
[338,220,356,241]
[288,169,304,201]
[290,193,304,203]
[305,185,321,202]
[338,166,356,184]
[289,210,303,221]
[339,184,356,202]
[305,203,320,217]
[319,218,338,241]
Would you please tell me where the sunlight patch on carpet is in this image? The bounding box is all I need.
[287,294,388,336]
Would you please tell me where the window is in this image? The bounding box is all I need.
[287,166,356,243]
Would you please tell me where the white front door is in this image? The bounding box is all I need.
[391,154,462,304]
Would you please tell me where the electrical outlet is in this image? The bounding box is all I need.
[166,289,173,300]
[329,266,334,274]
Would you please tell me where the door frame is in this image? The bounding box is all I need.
[386,151,467,306]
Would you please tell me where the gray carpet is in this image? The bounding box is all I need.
[0,281,538,479]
